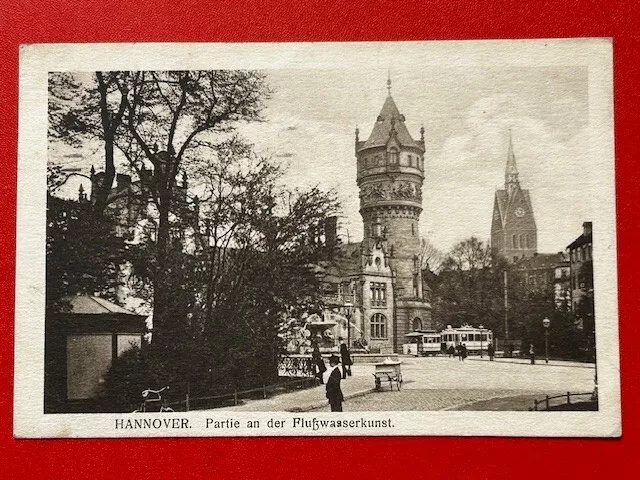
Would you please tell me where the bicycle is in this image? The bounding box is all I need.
[132,386,174,412]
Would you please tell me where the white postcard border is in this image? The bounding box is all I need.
[15,39,619,438]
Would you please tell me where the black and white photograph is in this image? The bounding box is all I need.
[15,40,619,437]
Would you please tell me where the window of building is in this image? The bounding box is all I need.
[369,282,387,306]
[519,234,525,249]
[370,313,387,339]
[512,235,517,249]
[411,223,415,236]
[412,318,422,331]
[388,148,398,164]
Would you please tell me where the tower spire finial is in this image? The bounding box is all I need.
[387,70,391,95]
[505,128,519,194]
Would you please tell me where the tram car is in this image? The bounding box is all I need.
[404,330,442,356]
[440,324,493,353]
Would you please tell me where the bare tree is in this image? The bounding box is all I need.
[419,237,445,273]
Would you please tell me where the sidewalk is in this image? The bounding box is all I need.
[468,356,595,369]
[216,365,376,412]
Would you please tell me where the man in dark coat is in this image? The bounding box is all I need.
[326,354,344,412]
[339,340,353,379]
[487,342,495,361]
[312,343,326,384]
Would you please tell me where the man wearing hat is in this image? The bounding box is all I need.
[326,354,344,412]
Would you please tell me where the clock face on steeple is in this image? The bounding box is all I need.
[515,207,525,217]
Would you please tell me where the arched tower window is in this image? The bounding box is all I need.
[370,314,387,339]
[388,147,399,164]
[412,318,422,331]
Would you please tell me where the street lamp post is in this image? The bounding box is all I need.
[543,317,551,364]
[479,324,484,358]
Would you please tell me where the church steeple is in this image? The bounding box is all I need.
[505,129,519,196]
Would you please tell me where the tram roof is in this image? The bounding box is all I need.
[443,325,492,332]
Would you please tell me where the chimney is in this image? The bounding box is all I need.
[324,216,338,248]
[583,221,592,236]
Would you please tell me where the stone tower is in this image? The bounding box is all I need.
[356,79,432,352]
[491,131,537,262]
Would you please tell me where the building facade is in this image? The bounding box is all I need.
[491,132,538,262]
[321,81,432,354]
[513,252,571,309]
[567,222,594,328]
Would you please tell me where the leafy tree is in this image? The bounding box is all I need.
[46,195,129,311]
[48,70,271,347]
[49,72,129,213]
[431,237,507,334]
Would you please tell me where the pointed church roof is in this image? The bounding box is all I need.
[505,130,518,176]
[361,94,423,151]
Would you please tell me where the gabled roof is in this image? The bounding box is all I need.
[494,189,509,226]
[567,231,592,250]
[61,295,143,316]
[494,187,534,228]
[361,95,422,151]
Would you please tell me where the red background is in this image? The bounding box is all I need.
[1,1,638,477]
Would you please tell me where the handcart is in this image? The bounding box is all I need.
[373,358,402,391]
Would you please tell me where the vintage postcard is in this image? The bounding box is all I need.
[15,39,619,437]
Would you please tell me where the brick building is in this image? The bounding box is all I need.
[491,131,538,262]
[567,222,594,329]
[513,252,571,309]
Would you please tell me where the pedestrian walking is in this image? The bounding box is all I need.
[339,339,353,379]
[457,344,463,361]
[529,343,536,365]
[326,354,344,412]
[488,342,495,361]
[447,345,456,358]
[312,343,326,384]
[461,343,468,361]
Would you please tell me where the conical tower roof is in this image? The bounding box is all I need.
[361,94,422,151]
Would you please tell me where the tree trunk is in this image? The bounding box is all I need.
[93,131,115,214]
[153,203,171,347]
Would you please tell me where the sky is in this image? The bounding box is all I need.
[238,66,592,253]
[52,64,594,254]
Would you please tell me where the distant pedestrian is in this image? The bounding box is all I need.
[461,343,468,361]
[488,342,495,361]
[339,340,353,379]
[529,343,535,365]
[457,344,463,361]
[447,345,456,358]
[326,354,344,412]
[312,343,326,384]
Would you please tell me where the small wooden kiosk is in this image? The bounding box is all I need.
[45,295,146,412]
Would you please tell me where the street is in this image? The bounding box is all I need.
[218,355,596,412]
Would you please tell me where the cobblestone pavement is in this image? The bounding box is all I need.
[215,356,595,412]
[312,388,547,412]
